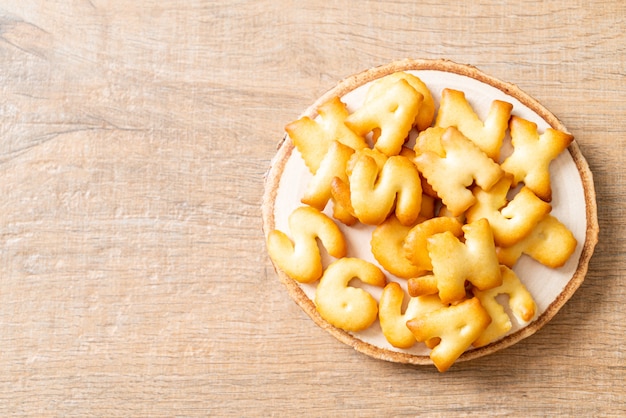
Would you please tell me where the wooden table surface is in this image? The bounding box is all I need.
[0,1,623,416]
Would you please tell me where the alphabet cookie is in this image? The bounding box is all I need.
[496,214,577,268]
[331,149,423,226]
[315,258,386,332]
[266,206,346,283]
[465,175,552,247]
[365,71,436,132]
[345,78,423,156]
[473,266,536,347]
[501,116,574,202]
[406,297,492,372]
[435,88,512,161]
[285,96,368,174]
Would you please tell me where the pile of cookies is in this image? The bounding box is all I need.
[266,71,577,372]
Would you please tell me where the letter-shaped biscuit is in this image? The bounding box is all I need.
[500,116,574,202]
[403,216,464,272]
[435,88,513,161]
[379,282,445,348]
[315,258,386,332]
[414,127,504,217]
[301,140,357,225]
[408,218,502,304]
[285,96,368,174]
[496,214,577,268]
[465,176,552,247]
[332,150,422,226]
[473,266,537,347]
[406,297,492,372]
[267,206,346,283]
[365,72,436,131]
[345,79,423,156]
[371,214,425,279]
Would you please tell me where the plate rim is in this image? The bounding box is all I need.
[262,58,599,366]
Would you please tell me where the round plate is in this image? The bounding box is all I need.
[262,59,598,366]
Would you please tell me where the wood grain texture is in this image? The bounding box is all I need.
[0,0,623,415]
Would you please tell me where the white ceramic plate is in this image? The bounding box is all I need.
[263,59,598,365]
